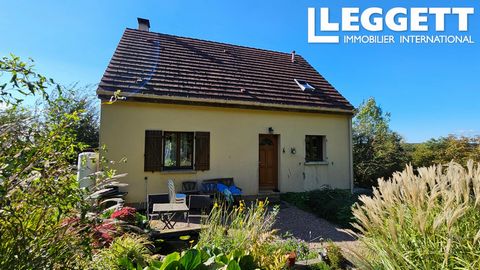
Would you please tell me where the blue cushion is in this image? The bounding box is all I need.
[229,186,242,195]
[216,183,228,192]
[176,193,186,199]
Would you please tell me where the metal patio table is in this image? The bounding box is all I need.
[152,203,189,230]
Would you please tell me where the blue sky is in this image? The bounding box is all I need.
[1,0,478,142]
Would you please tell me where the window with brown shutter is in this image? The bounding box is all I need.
[144,130,163,171]
[195,132,210,171]
[163,132,194,170]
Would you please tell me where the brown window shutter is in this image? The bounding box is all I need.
[195,132,210,171]
[144,130,163,171]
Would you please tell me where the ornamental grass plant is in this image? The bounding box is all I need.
[196,200,288,269]
[351,161,480,269]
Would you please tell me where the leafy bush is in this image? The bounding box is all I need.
[307,261,331,270]
[100,208,115,219]
[281,188,359,228]
[325,241,344,270]
[143,248,256,270]
[352,161,480,269]
[111,206,137,223]
[353,98,407,188]
[0,55,131,268]
[406,135,480,168]
[197,200,287,269]
[273,233,317,261]
[92,234,152,269]
[135,212,149,228]
[0,55,93,269]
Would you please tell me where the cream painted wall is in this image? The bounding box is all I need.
[99,101,353,204]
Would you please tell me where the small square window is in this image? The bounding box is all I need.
[294,79,315,91]
[305,135,325,162]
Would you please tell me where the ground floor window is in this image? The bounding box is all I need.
[145,130,210,172]
[163,132,194,170]
[305,135,326,162]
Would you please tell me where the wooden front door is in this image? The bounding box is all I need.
[259,134,278,190]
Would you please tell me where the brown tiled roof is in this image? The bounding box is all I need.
[98,28,354,113]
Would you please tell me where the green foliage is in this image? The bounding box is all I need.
[325,241,343,270]
[0,54,51,107]
[351,161,480,269]
[272,233,317,261]
[45,85,100,150]
[407,135,480,168]
[281,188,359,228]
[135,212,149,229]
[0,55,92,269]
[196,200,287,269]
[143,248,254,270]
[101,208,115,219]
[307,261,331,270]
[92,234,152,270]
[353,97,407,187]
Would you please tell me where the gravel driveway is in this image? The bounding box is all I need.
[273,202,358,252]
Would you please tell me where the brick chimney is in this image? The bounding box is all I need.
[137,18,150,31]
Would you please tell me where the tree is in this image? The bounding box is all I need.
[0,55,91,268]
[408,135,480,168]
[45,85,100,150]
[353,98,407,187]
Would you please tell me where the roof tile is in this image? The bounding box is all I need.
[98,28,354,112]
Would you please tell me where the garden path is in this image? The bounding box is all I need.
[273,202,359,253]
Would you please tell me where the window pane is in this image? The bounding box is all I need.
[306,135,324,161]
[179,133,193,167]
[164,133,177,167]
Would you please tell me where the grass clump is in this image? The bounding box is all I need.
[92,234,152,269]
[325,241,344,270]
[197,200,288,269]
[352,160,480,269]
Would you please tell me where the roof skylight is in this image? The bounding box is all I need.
[294,79,315,91]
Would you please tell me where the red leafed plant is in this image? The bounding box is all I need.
[93,222,117,248]
[111,206,137,223]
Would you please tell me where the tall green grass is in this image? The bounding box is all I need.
[196,200,288,269]
[351,161,480,269]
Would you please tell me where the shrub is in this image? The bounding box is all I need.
[308,261,331,270]
[92,221,119,248]
[135,212,149,229]
[111,207,137,223]
[281,188,359,228]
[352,161,480,269]
[196,200,288,269]
[100,208,115,219]
[325,241,344,270]
[0,55,92,269]
[144,248,256,270]
[92,233,152,269]
[273,233,317,261]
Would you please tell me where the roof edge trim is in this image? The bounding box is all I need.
[97,89,355,115]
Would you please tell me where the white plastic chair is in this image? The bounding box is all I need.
[167,179,186,204]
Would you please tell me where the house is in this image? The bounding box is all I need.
[97,18,354,205]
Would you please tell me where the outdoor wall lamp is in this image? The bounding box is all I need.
[290,147,296,154]
[268,127,274,134]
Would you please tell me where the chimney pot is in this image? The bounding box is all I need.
[291,51,296,63]
[137,18,150,31]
